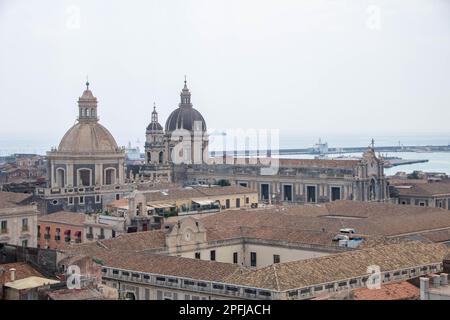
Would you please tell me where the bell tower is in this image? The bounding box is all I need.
[145,103,165,164]
[78,80,98,122]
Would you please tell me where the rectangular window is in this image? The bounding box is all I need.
[260,183,270,201]
[307,186,316,203]
[21,218,28,231]
[116,194,120,200]
[195,252,201,259]
[79,196,84,204]
[210,250,216,261]
[331,187,341,201]
[273,254,280,264]
[1,220,7,233]
[68,197,73,205]
[95,195,101,203]
[225,199,230,209]
[233,252,238,264]
[22,240,28,247]
[213,284,224,290]
[250,252,257,267]
[236,198,241,208]
[246,197,249,204]
[283,184,293,201]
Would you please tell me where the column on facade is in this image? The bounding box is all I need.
[95,163,102,186]
[67,163,74,186]
[50,162,55,187]
[118,159,124,184]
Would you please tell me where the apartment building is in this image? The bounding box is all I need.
[0,192,38,248]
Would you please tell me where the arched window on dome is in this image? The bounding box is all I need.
[55,168,65,188]
[86,108,90,117]
[147,152,151,164]
[91,108,95,117]
[104,168,116,185]
[159,151,164,164]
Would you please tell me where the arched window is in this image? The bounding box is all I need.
[369,179,376,201]
[78,169,91,186]
[147,152,151,163]
[104,168,116,185]
[86,108,90,117]
[91,108,94,117]
[56,168,65,187]
[159,151,164,164]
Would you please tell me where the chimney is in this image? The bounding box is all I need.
[432,274,441,288]
[9,268,16,282]
[420,277,430,300]
[441,273,448,286]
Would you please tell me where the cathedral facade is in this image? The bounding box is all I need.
[140,79,389,204]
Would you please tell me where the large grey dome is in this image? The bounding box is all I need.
[165,80,207,132]
[165,107,206,132]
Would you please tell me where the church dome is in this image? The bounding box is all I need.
[146,103,164,132]
[165,79,207,132]
[58,122,119,153]
[56,82,120,154]
[165,107,206,132]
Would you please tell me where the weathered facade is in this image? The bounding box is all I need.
[184,147,389,204]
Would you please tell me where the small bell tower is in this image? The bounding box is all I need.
[78,80,98,122]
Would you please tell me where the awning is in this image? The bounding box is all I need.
[192,199,216,206]
[64,230,71,235]
[74,231,82,237]
[151,203,175,209]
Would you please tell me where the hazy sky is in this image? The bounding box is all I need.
[1,0,450,150]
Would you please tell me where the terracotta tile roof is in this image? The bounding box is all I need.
[142,185,255,203]
[208,157,360,169]
[353,281,419,300]
[278,158,359,169]
[47,287,105,300]
[38,211,86,226]
[393,180,450,196]
[225,242,449,291]
[103,251,243,282]
[0,191,33,209]
[106,199,129,209]
[62,230,167,258]
[414,229,450,243]
[0,262,44,285]
[199,201,450,244]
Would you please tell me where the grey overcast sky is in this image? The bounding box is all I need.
[1,0,450,150]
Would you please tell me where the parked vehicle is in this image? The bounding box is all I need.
[332,234,349,242]
[339,228,356,234]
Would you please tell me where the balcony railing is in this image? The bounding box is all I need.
[97,234,105,240]
[65,237,71,242]
[1,228,8,234]
[75,238,82,243]
[86,233,94,240]
[22,226,29,232]
[44,234,51,240]
[55,235,61,241]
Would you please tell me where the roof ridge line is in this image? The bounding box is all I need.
[272,265,281,291]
